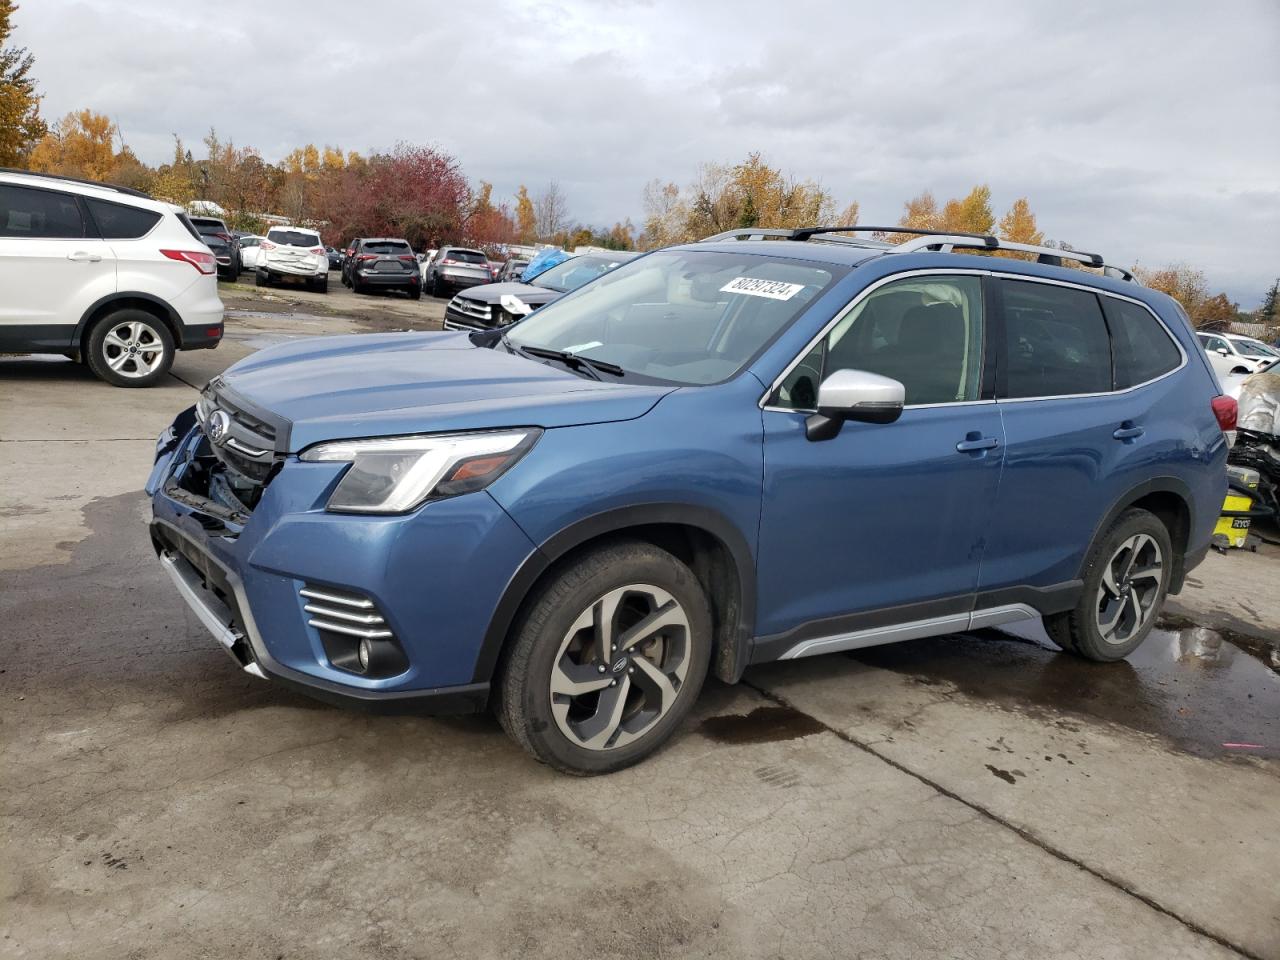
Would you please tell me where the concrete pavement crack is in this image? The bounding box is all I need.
[742,678,1261,960]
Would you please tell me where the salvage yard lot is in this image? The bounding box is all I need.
[2,284,1278,960]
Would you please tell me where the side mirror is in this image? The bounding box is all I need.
[1216,348,1230,357]
[806,369,905,441]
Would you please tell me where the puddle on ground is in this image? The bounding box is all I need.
[849,619,1280,760]
[699,704,826,744]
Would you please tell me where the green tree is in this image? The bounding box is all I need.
[1259,278,1279,324]
[0,0,46,165]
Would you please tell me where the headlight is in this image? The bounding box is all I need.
[300,429,540,513]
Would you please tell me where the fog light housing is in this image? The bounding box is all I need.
[357,639,371,671]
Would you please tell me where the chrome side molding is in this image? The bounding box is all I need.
[779,603,1039,660]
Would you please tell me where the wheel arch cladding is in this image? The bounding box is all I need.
[1088,478,1194,593]
[78,294,183,349]
[474,505,757,686]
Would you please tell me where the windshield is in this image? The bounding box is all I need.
[533,254,635,293]
[1233,339,1278,358]
[267,229,321,248]
[505,249,841,385]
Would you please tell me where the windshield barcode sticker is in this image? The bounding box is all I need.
[720,277,805,301]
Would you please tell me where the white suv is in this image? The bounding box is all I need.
[0,169,224,387]
[255,226,328,292]
[1197,331,1277,378]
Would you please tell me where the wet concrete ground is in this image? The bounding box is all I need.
[3,293,1278,959]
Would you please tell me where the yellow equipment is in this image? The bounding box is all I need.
[1214,465,1261,550]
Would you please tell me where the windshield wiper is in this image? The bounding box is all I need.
[514,344,625,380]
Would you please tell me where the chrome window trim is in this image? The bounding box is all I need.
[759,268,988,413]
[991,271,1188,404]
[760,267,1188,413]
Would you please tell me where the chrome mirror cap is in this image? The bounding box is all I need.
[807,369,906,441]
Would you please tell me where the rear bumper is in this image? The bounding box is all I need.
[262,260,325,277]
[438,271,489,288]
[180,321,223,350]
[355,271,420,287]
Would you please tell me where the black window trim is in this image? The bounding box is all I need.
[81,194,163,241]
[0,181,90,240]
[990,272,1187,404]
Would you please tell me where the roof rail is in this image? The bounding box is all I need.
[700,223,1137,283]
[0,167,153,200]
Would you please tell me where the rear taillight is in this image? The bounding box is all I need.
[260,240,276,250]
[310,246,325,254]
[214,232,233,243]
[441,257,458,265]
[161,249,217,275]
[357,254,377,261]
[398,255,416,262]
[1212,395,1237,432]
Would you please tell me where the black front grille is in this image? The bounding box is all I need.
[198,379,290,485]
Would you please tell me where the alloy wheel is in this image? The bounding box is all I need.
[101,319,166,379]
[1095,533,1163,645]
[549,583,691,751]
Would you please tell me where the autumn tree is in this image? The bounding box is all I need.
[514,185,537,244]
[0,0,45,166]
[994,197,1044,260]
[941,184,994,235]
[1135,264,1210,323]
[885,191,941,241]
[640,179,683,248]
[465,181,517,248]
[1196,293,1238,329]
[28,109,120,181]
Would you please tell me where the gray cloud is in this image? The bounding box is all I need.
[15,0,1280,303]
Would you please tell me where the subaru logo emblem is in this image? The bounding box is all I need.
[207,410,231,444]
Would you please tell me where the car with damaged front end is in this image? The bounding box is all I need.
[148,228,1232,775]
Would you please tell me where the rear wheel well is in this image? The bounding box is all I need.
[1126,490,1191,589]
[508,523,745,684]
[79,297,180,357]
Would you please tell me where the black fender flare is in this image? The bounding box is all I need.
[76,292,184,347]
[472,503,758,685]
[1083,475,1200,590]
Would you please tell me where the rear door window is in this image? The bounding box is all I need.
[1104,298,1183,388]
[85,198,161,239]
[0,184,86,238]
[1000,279,1111,398]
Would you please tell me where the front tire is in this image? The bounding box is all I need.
[84,310,174,388]
[497,541,712,775]
[1045,508,1172,661]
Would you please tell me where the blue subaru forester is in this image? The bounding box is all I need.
[148,226,1233,774]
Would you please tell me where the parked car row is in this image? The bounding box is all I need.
[340,237,421,298]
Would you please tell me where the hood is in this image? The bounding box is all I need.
[218,330,674,451]
[456,281,561,306]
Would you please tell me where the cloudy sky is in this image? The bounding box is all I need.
[13,0,1280,303]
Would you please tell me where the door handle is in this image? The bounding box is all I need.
[1113,425,1145,441]
[67,251,103,262]
[956,436,999,453]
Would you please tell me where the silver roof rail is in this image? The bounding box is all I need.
[700,227,892,249]
[891,234,1138,283]
[700,228,801,242]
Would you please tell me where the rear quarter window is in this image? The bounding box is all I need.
[1104,298,1183,388]
[85,198,161,239]
[1000,279,1111,398]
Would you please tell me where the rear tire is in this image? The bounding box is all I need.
[1044,508,1172,661]
[409,286,422,300]
[318,275,329,294]
[497,541,712,775]
[431,275,445,298]
[255,269,269,288]
[84,309,174,388]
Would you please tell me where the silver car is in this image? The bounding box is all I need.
[424,246,491,297]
